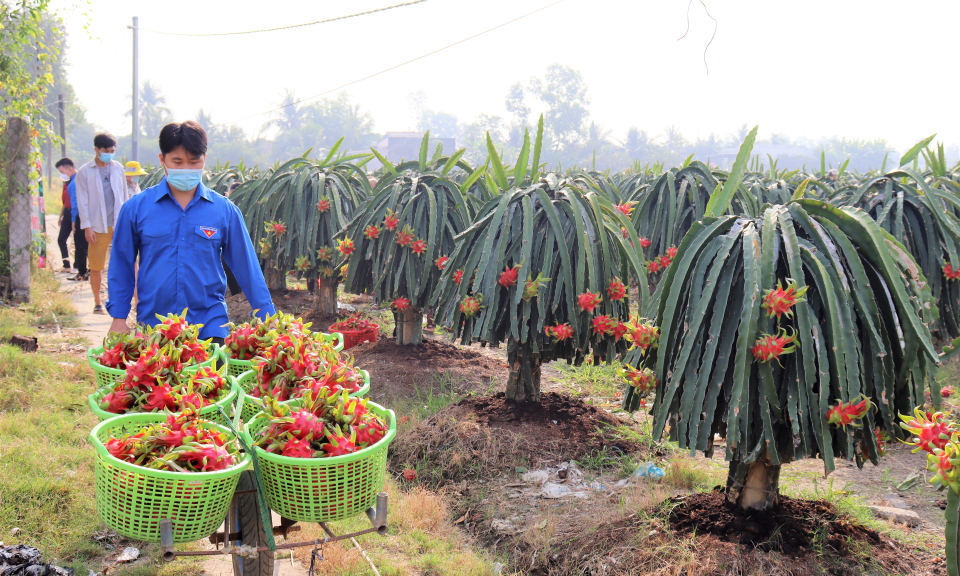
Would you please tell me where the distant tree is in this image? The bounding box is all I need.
[527,64,590,149]
[625,127,653,159]
[460,114,505,164]
[137,80,173,139]
[662,125,688,155]
[505,82,530,126]
[418,110,459,139]
[309,93,378,151]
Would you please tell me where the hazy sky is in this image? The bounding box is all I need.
[52,0,959,152]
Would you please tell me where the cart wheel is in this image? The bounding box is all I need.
[226,470,275,576]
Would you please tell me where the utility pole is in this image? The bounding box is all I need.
[131,16,139,161]
[57,93,66,157]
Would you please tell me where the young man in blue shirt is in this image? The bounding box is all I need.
[106,121,276,343]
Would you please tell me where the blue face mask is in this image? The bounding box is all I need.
[166,168,203,191]
[99,152,115,163]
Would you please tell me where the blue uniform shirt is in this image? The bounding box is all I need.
[106,178,276,339]
[68,175,78,223]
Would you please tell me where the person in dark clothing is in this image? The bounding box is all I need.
[55,158,76,272]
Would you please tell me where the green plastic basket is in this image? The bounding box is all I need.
[89,412,251,543]
[236,368,370,423]
[87,344,223,391]
[243,401,395,523]
[88,374,241,424]
[224,332,344,379]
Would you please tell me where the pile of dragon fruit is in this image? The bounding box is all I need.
[252,387,388,458]
[104,408,239,472]
[97,310,212,369]
[328,313,378,333]
[223,311,313,361]
[98,345,229,414]
[249,331,364,402]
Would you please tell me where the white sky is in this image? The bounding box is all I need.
[53,0,960,153]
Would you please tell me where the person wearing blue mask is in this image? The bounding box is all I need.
[106,121,276,343]
[76,133,132,313]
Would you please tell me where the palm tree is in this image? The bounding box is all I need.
[663,125,688,154]
[126,79,173,139]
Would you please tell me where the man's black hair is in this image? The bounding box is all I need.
[93,133,117,149]
[55,158,74,169]
[228,182,241,192]
[159,121,208,157]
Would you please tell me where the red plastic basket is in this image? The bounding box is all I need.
[334,325,379,350]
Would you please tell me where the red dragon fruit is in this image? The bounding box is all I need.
[624,317,659,354]
[98,341,127,369]
[666,246,677,260]
[281,437,316,458]
[607,278,627,301]
[453,269,464,285]
[141,383,177,412]
[225,323,260,360]
[622,365,657,393]
[646,260,661,274]
[436,255,449,270]
[396,225,415,247]
[100,389,136,414]
[392,297,411,312]
[751,328,797,362]
[364,225,381,240]
[171,442,235,472]
[383,209,399,231]
[179,340,209,365]
[337,238,355,256]
[322,426,359,457]
[460,294,484,318]
[826,395,871,429]
[612,322,628,340]
[901,407,955,454]
[761,279,808,319]
[288,409,325,440]
[639,237,651,249]
[266,220,287,236]
[410,238,427,255]
[544,324,574,341]
[499,264,521,288]
[316,246,334,262]
[614,202,635,217]
[577,291,602,312]
[945,262,960,280]
[354,418,388,448]
[591,315,617,336]
[155,311,189,343]
[316,197,331,212]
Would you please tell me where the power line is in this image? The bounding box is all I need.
[221,0,566,126]
[134,0,427,37]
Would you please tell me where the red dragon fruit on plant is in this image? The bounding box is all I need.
[607,278,627,301]
[826,395,871,429]
[392,297,411,312]
[436,256,449,270]
[364,225,381,240]
[294,255,311,272]
[614,202,635,217]
[383,209,399,231]
[945,262,960,280]
[646,260,660,274]
[591,315,617,336]
[577,291,602,312]
[265,220,287,236]
[901,407,955,454]
[544,323,574,341]
[751,328,797,363]
[624,317,659,354]
[316,246,334,262]
[460,294,484,318]
[410,238,427,255]
[395,225,415,247]
[453,269,464,285]
[337,237,355,256]
[621,365,657,393]
[612,322,628,340]
[316,197,331,212]
[761,279,808,320]
[666,246,677,260]
[499,264,521,288]
[639,237,651,249]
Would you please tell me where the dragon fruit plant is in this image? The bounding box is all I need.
[340,132,476,345]
[434,120,646,401]
[249,331,363,403]
[104,408,239,472]
[622,186,940,510]
[97,310,213,369]
[900,409,960,575]
[229,138,370,299]
[98,345,229,415]
[251,387,388,458]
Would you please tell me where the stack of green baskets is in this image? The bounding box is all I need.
[243,400,395,522]
[89,412,251,543]
[87,344,223,390]
[224,332,344,379]
[236,368,370,422]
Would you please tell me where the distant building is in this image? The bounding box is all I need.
[713,143,817,169]
[368,132,457,166]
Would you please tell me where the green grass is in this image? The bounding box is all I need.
[552,359,624,398]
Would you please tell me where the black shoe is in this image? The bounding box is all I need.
[93,304,106,315]
[69,272,89,281]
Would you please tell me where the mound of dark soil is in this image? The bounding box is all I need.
[350,338,507,401]
[668,490,882,554]
[449,392,636,452]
